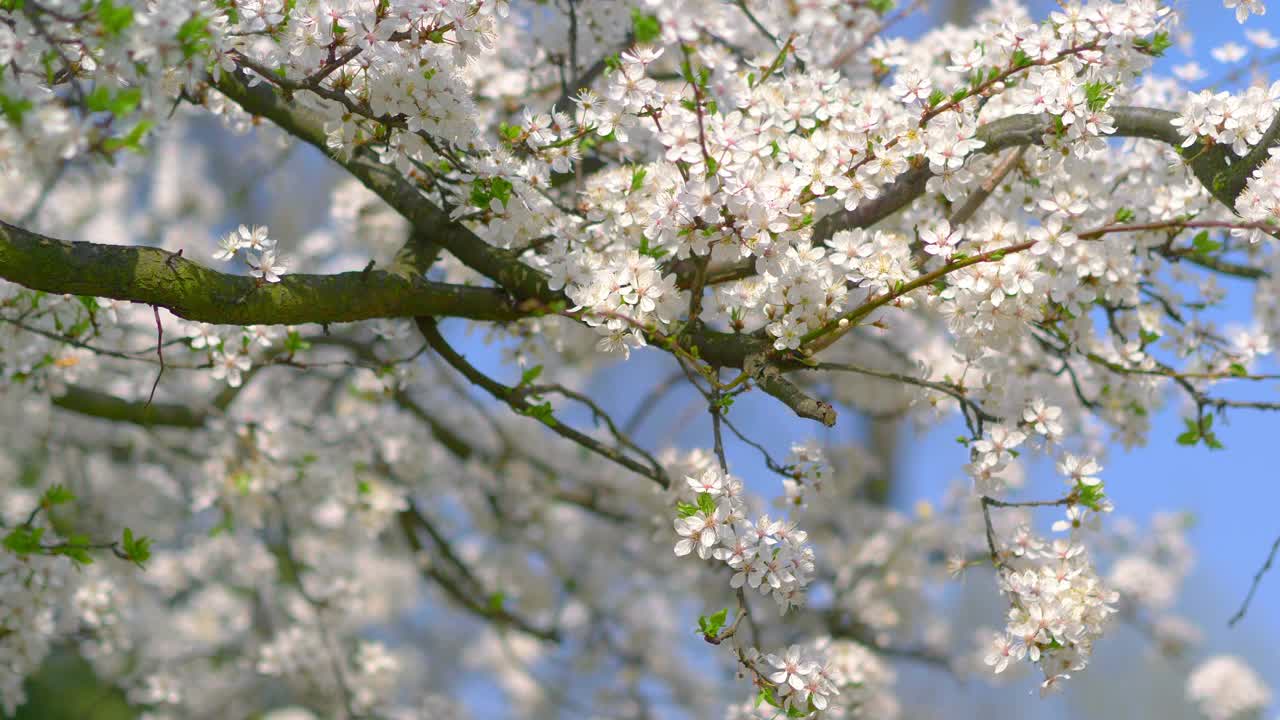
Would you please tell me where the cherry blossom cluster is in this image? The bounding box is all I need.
[0,544,71,714]
[188,322,282,387]
[1187,654,1273,720]
[780,440,832,508]
[728,637,900,720]
[983,534,1120,695]
[1171,82,1280,155]
[1223,0,1268,24]
[523,2,1163,357]
[673,468,816,614]
[1238,147,1280,229]
[982,458,1119,695]
[214,224,289,283]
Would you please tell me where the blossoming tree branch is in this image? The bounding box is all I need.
[0,0,1278,716]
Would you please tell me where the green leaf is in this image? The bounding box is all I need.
[3,526,44,555]
[0,92,33,127]
[121,527,152,568]
[676,500,699,518]
[698,607,729,637]
[114,88,143,115]
[1133,31,1172,57]
[1176,416,1223,449]
[1114,207,1135,222]
[631,10,661,44]
[1176,418,1201,445]
[284,330,311,353]
[629,166,647,193]
[86,86,113,114]
[520,401,557,426]
[1229,362,1249,377]
[41,484,76,508]
[487,592,505,612]
[176,14,212,59]
[87,87,142,116]
[519,364,544,387]
[926,89,946,107]
[490,176,513,206]
[102,120,153,153]
[54,544,94,565]
[757,687,780,709]
[1083,81,1113,112]
[696,491,716,516]
[97,0,135,37]
[1191,230,1222,256]
[638,236,668,260]
[1076,483,1107,511]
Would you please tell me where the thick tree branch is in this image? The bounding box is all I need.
[51,385,209,427]
[681,106,1277,291]
[214,70,561,305]
[744,352,837,427]
[0,220,520,325]
[813,106,1263,241]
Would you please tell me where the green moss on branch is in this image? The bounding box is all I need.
[0,220,519,325]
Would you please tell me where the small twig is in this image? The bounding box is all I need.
[979,494,1075,568]
[720,414,799,481]
[144,306,165,409]
[704,588,750,644]
[947,146,1027,228]
[1228,532,1280,627]
[709,385,729,474]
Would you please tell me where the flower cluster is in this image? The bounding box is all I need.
[674,468,816,613]
[1171,82,1280,156]
[1224,0,1267,24]
[780,441,833,507]
[1187,654,1273,720]
[982,458,1118,694]
[983,540,1120,695]
[729,638,899,720]
[214,225,288,283]
[0,549,73,714]
[1238,147,1280,234]
[187,322,283,387]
